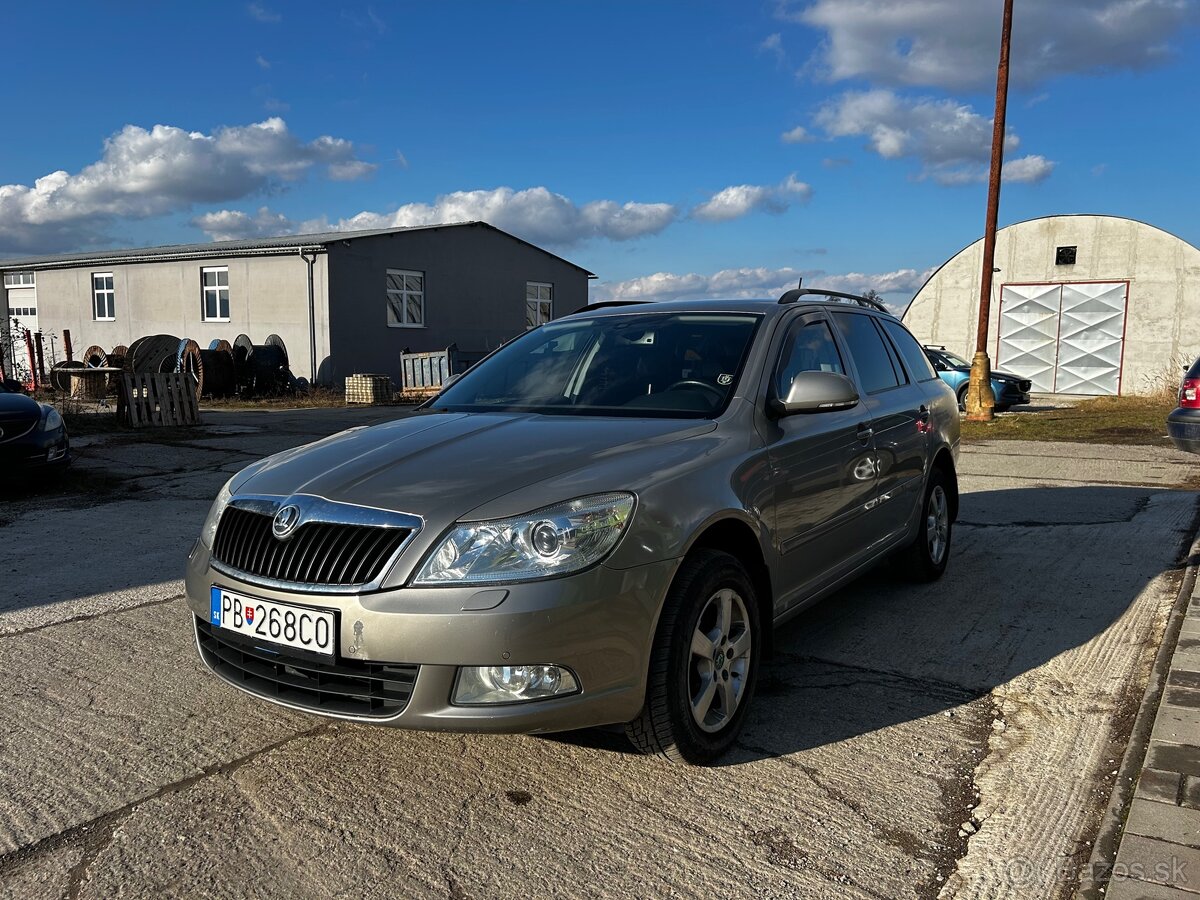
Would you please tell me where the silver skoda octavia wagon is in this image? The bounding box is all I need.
[187,289,960,764]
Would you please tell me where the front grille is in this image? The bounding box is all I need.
[0,414,37,444]
[196,618,418,718]
[212,506,411,587]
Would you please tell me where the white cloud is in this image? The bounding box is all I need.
[0,118,374,253]
[247,2,281,23]
[780,125,814,144]
[193,186,680,246]
[590,265,932,309]
[190,207,298,242]
[815,89,1054,185]
[692,174,812,222]
[1002,154,1055,184]
[255,54,271,70]
[760,33,786,65]
[789,0,1195,90]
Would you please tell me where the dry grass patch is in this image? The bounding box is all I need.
[961,394,1177,446]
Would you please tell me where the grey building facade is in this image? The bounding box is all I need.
[1,222,593,385]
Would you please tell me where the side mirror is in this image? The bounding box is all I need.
[770,371,860,416]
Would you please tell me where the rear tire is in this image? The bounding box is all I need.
[625,550,761,764]
[898,467,953,582]
[956,382,969,411]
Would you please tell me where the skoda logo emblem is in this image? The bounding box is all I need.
[272,504,301,540]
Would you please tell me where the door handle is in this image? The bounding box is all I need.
[856,423,874,442]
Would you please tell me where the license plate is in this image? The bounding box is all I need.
[209,586,336,657]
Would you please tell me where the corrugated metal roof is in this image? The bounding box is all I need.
[0,221,596,276]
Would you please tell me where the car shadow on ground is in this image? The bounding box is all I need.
[548,484,1194,765]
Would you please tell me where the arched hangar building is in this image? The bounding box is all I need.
[902,215,1200,396]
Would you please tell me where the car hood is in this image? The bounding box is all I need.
[0,392,42,433]
[233,411,717,522]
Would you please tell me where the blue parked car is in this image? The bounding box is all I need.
[923,346,1031,412]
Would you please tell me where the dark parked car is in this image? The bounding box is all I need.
[924,346,1031,412]
[188,289,960,764]
[1168,356,1200,453]
[0,382,69,476]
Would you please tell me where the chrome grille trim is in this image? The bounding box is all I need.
[210,494,422,593]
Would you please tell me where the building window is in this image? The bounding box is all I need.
[93,273,115,321]
[3,272,35,287]
[201,266,230,321]
[386,269,424,327]
[1055,246,1077,265]
[526,282,552,329]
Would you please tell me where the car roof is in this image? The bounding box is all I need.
[564,293,894,321]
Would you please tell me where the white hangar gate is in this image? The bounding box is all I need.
[995,281,1129,395]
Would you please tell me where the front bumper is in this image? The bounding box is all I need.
[993,382,1030,409]
[0,429,69,473]
[185,542,677,733]
[1168,407,1200,454]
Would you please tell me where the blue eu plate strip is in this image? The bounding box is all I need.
[210,586,222,625]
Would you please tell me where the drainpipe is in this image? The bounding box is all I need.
[300,249,317,384]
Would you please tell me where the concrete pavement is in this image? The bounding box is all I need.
[0,417,1196,899]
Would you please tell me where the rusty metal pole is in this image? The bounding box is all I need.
[63,328,74,362]
[964,0,1014,422]
[24,330,38,390]
[34,331,47,386]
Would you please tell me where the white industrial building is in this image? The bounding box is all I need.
[903,215,1200,395]
[1,223,592,387]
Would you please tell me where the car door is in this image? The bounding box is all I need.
[829,311,929,542]
[762,312,880,608]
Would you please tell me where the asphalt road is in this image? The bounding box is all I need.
[0,408,1196,900]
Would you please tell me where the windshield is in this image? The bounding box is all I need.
[429,312,760,418]
[937,350,970,368]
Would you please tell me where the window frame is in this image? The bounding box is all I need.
[200,266,231,322]
[3,272,35,287]
[92,272,116,321]
[386,268,426,328]
[525,282,553,330]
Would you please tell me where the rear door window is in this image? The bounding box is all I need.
[830,312,901,394]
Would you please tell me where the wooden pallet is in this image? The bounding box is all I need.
[118,373,200,428]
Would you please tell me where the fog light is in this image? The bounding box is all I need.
[453,664,579,705]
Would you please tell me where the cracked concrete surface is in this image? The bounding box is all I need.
[0,413,1195,899]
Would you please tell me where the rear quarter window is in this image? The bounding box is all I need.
[881,319,939,383]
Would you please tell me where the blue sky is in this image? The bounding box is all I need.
[1,1,1196,307]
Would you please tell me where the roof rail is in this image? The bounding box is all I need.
[777,287,891,315]
[575,299,652,313]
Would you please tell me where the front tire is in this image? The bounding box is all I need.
[625,550,761,764]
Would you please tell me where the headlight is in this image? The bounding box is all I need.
[199,478,235,549]
[42,407,63,431]
[413,492,635,585]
